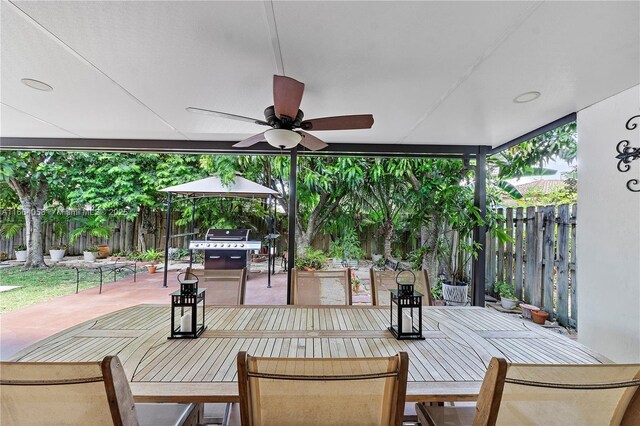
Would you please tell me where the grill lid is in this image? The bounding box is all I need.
[205,229,250,241]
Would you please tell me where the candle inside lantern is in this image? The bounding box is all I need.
[402,312,413,333]
[180,313,192,333]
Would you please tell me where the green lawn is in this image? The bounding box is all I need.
[0,265,140,314]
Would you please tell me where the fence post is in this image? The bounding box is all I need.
[556,204,570,326]
[505,208,514,288]
[542,206,556,319]
[524,206,536,303]
[570,204,578,329]
[514,207,524,301]
[532,211,544,307]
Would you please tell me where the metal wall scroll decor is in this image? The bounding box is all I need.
[615,115,640,192]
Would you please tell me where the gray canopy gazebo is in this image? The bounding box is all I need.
[159,175,279,288]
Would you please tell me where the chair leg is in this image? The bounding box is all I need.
[222,403,232,426]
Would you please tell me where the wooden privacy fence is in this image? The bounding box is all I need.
[486,204,577,329]
[0,210,194,257]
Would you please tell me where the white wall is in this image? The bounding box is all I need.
[577,85,640,362]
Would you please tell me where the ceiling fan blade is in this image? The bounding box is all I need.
[233,132,266,148]
[273,75,305,120]
[298,131,328,151]
[186,107,269,126]
[300,114,374,131]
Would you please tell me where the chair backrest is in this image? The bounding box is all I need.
[369,269,433,306]
[186,267,247,305]
[473,358,640,426]
[237,351,409,426]
[0,356,138,426]
[291,268,352,305]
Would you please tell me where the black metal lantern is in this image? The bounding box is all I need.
[170,272,205,339]
[389,270,424,340]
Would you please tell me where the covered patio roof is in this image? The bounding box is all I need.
[0,2,637,149]
[1,1,637,308]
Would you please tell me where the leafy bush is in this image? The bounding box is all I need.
[431,278,444,301]
[141,248,163,265]
[14,245,27,251]
[329,230,364,261]
[295,248,328,271]
[494,281,516,299]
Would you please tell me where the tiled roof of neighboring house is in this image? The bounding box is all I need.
[500,179,566,207]
[515,179,565,195]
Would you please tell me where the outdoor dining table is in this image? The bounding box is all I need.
[9,304,608,403]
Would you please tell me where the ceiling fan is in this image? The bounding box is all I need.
[186,75,374,151]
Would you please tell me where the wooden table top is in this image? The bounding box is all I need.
[10,305,608,403]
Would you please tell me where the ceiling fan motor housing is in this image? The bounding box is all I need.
[264,105,304,129]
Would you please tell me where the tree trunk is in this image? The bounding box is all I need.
[137,208,147,252]
[13,183,48,269]
[382,221,394,258]
[124,220,135,252]
[296,229,312,254]
[420,218,440,284]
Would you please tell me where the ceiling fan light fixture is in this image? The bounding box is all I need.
[264,129,302,149]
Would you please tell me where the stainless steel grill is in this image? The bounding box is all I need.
[189,229,261,269]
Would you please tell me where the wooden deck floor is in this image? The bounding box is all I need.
[10,305,608,403]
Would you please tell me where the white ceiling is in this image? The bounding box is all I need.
[1,1,638,148]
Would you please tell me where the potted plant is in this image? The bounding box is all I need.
[351,270,362,293]
[436,185,493,305]
[49,244,67,262]
[329,230,364,268]
[494,281,518,310]
[142,248,163,273]
[295,248,328,271]
[45,211,69,262]
[83,246,99,262]
[14,245,27,262]
[438,233,478,305]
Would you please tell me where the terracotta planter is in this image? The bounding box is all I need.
[531,310,549,325]
[147,265,157,274]
[96,245,110,259]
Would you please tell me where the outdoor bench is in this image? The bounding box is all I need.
[73,260,138,294]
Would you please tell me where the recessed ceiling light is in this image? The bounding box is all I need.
[21,78,53,92]
[513,91,541,103]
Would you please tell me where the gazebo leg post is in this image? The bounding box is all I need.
[163,192,172,288]
[189,197,195,269]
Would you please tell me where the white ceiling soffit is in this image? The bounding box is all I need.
[1,1,639,148]
[0,2,186,140]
